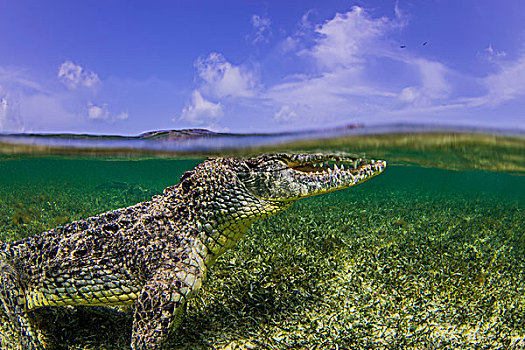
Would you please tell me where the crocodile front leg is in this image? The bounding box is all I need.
[0,253,44,350]
[131,265,202,349]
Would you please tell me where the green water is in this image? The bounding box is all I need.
[0,158,201,242]
[0,137,524,349]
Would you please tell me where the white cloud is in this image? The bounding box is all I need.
[273,105,298,122]
[0,66,82,132]
[477,56,525,106]
[299,9,316,32]
[116,112,129,120]
[0,83,23,131]
[179,90,223,125]
[179,5,523,131]
[398,59,450,107]
[307,6,396,70]
[88,103,110,120]
[182,6,411,129]
[265,6,458,126]
[260,6,409,125]
[279,10,317,54]
[416,59,449,98]
[399,86,420,102]
[249,14,272,44]
[58,60,100,90]
[195,53,257,98]
[279,36,299,54]
[394,0,402,19]
[87,102,130,123]
[0,63,142,132]
[266,69,400,126]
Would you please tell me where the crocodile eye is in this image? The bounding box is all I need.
[179,170,194,183]
[244,160,260,169]
[179,171,195,192]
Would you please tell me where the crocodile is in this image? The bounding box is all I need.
[0,153,386,349]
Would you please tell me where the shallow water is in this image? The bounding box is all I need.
[0,130,524,349]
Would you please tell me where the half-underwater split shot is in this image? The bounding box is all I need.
[1,1,524,350]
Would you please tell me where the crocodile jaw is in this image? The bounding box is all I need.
[285,156,386,200]
[241,154,387,202]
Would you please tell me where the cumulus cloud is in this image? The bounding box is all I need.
[182,6,412,128]
[307,6,397,70]
[178,5,523,131]
[58,60,100,89]
[88,103,110,120]
[195,53,257,98]
[87,102,129,123]
[266,5,459,125]
[398,59,450,107]
[179,90,223,125]
[0,63,138,132]
[262,6,411,125]
[249,14,272,44]
[178,53,257,129]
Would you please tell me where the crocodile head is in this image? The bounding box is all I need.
[177,153,386,259]
[180,153,386,209]
[237,153,386,202]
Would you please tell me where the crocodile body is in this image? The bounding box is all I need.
[0,153,386,349]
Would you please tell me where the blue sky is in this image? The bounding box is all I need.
[0,1,524,134]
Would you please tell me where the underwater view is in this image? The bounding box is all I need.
[0,129,523,349]
[2,1,525,349]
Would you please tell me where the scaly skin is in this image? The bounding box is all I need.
[0,153,386,349]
